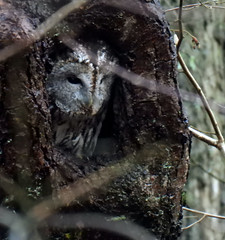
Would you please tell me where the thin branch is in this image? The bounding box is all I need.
[176,0,183,52]
[171,29,196,39]
[171,29,200,48]
[189,126,218,147]
[174,33,225,156]
[183,215,201,219]
[165,1,225,13]
[166,3,201,12]
[177,52,224,143]
[189,126,225,155]
[182,214,206,230]
[183,207,225,220]
[212,5,225,9]
[189,125,216,135]
[199,0,214,9]
[191,159,225,184]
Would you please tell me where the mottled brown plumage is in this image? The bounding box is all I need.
[46,41,117,156]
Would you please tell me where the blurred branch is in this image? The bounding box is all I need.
[0,207,42,240]
[0,208,156,240]
[28,156,135,222]
[191,159,225,184]
[165,1,225,13]
[45,213,156,240]
[0,0,87,62]
[0,173,33,211]
[28,144,173,223]
[33,0,87,38]
[0,207,20,228]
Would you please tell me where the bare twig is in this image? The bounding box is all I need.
[171,29,195,39]
[174,33,225,155]
[178,52,224,142]
[191,159,225,184]
[189,125,216,135]
[189,126,218,147]
[212,5,225,9]
[165,1,225,13]
[176,48,225,156]
[176,0,183,52]
[171,29,200,48]
[183,207,225,220]
[182,214,206,230]
[182,206,225,230]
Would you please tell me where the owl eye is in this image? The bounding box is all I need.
[67,75,83,86]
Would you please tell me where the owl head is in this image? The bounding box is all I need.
[46,40,118,117]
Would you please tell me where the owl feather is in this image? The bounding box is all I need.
[46,41,117,157]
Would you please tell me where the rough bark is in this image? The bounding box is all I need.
[0,0,190,239]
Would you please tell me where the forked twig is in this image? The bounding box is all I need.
[183,206,225,220]
[182,206,225,230]
[174,35,225,156]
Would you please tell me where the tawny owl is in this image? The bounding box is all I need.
[46,40,117,157]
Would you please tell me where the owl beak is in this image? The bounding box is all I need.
[83,93,93,112]
[87,96,92,106]
[92,106,98,115]
[91,97,101,116]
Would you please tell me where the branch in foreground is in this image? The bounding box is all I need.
[28,155,135,222]
[0,0,87,62]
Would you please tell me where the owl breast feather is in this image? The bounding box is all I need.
[46,41,118,156]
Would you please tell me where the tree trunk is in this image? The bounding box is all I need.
[0,0,190,239]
